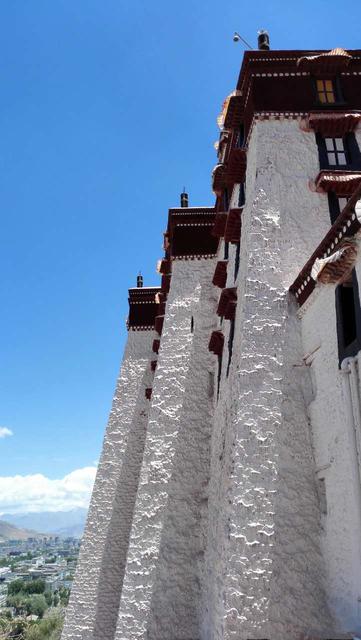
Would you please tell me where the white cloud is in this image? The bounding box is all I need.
[0,466,97,515]
[0,427,13,439]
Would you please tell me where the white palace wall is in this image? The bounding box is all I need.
[204,118,335,640]
[62,116,361,640]
[62,329,155,640]
[300,269,361,634]
[114,258,217,640]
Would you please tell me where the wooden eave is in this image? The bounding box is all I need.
[290,183,361,306]
[223,94,244,130]
[166,207,218,258]
[208,330,224,356]
[224,208,242,244]
[297,48,352,73]
[158,258,171,275]
[212,260,228,289]
[225,147,247,186]
[305,111,361,136]
[212,212,228,238]
[235,49,361,93]
[212,163,227,195]
[314,170,361,195]
[127,286,162,330]
[228,48,361,141]
[217,287,237,319]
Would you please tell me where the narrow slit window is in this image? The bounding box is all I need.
[224,241,229,260]
[234,243,240,281]
[335,270,361,364]
[316,79,336,104]
[226,319,235,377]
[238,183,245,208]
[217,354,222,399]
[317,478,327,516]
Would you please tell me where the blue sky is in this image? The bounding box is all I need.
[1,0,361,512]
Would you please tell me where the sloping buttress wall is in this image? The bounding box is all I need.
[61,330,154,640]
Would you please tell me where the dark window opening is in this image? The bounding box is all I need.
[217,354,222,399]
[226,319,235,377]
[325,137,347,166]
[336,270,361,364]
[224,241,229,260]
[316,132,361,171]
[327,192,349,224]
[222,189,229,211]
[234,243,240,281]
[238,183,245,208]
[190,316,194,333]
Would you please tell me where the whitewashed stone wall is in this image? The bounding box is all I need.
[114,258,217,640]
[300,274,361,634]
[62,329,155,640]
[204,119,335,640]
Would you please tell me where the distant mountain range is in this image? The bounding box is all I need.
[0,520,45,542]
[1,508,88,538]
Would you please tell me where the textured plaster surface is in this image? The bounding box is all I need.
[114,258,217,640]
[300,277,361,634]
[205,119,334,640]
[62,330,154,640]
[62,118,361,640]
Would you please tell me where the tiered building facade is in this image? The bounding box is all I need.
[62,42,361,639]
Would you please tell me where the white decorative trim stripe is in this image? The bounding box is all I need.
[171,254,217,260]
[252,72,310,77]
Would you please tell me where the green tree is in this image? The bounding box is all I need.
[24,612,64,640]
[8,578,25,595]
[26,580,46,595]
[6,592,29,615]
[28,594,47,619]
[58,587,69,607]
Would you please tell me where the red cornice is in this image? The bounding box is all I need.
[297,48,352,73]
[208,330,224,356]
[217,287,237,319]
[212,261,228,289]
[225,147,247,186]
[212,163,227,196]
[313,171,361,195]
[127,287,161,330]
[212,212,228,238]
[166,206,218,259]
[224,208,242,244]
[303,111,361,136]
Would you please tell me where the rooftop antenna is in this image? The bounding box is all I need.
[137,272,143,288]
[233,32,254,49]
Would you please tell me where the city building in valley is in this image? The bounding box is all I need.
[62,37,361,640]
